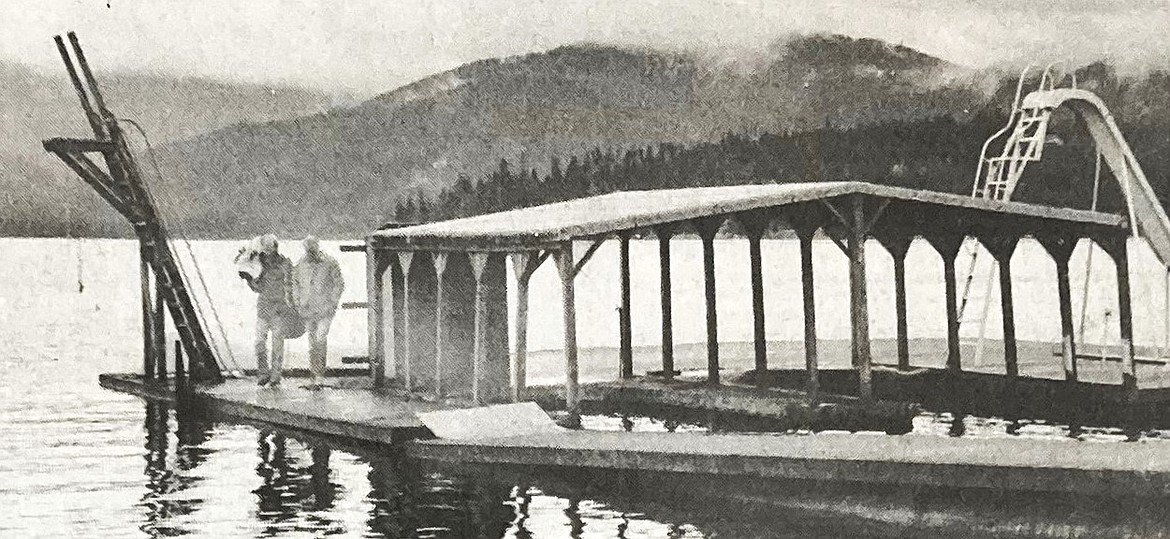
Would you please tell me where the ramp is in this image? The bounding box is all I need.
[417,402,564,440]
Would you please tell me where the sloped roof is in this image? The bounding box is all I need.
[370,182,1125,249]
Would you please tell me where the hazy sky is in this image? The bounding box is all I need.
[2,0,1168,96]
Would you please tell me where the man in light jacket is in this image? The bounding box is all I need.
[292,236,345,389]
[246,234,296,387]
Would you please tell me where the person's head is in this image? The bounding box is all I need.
[303,236,321,258]
[258,234,279,255]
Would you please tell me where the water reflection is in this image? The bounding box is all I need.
[139,403,212,537]
[253,431,343,536]
[364,454,514,538]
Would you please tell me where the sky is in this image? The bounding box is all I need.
[2,0,1168,97]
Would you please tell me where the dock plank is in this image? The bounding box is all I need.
[410,430,1170,497]
[101,374,437,443]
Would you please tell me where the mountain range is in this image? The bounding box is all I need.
[1,33,1157,239]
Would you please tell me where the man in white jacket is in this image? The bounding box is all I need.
[292,236,345,389]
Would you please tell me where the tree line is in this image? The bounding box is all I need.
[391,104,1170,223]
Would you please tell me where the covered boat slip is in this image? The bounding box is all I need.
[365,181,1160,426]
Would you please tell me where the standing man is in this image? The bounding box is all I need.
[293,236,345,390]
[246,234,295,387]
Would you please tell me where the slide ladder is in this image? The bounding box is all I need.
[960,64,1170,360]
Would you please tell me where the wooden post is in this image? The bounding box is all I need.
[925,232,965,373]
[847,197,873,402]
[366,245,391,387]
[397,252,415,393]
[140,242,154,380]
[512,257,531,402]
[1056,259,1077,381]
[750,232,767,372]
[893,252,910,371]
[983,237,1020,379]
[173,339,185,387]
[693,217,724,385]
[943,253,961,372]
[618,233,633,379]
[981,235,1020,417]
[1038,236,1077,379]
[153,270,167,379]
[554,242,581,427]
[738,211,771,374]
[1038,235,1079,383]
[386,253,404,383]
[509,252,543,402]
[432,253,449,399]
[792,221,820,403]
[469,252,489,405]
[1103,236,1140,437]
[876,234,913,371]
[655,226,675,379]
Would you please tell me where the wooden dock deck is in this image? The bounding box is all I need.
[410,430,1170,498]
[101,371,1170,499]
[100,373,435,444]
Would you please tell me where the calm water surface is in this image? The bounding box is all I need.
[3,238,1169,537]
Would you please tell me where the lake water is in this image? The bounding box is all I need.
[2,237,1169,538]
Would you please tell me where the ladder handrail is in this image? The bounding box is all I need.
[973,65,1035,198]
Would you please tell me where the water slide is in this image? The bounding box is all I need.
[978,85,1170,266]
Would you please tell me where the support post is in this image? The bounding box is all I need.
[846,197,873,402]
[1056,259,1077,382]
[554,242,581,427]
[943,253,961,373]
[982,235,1020,417]
[876,234,913,371]
[153,269,167,379]
[366,245,391,387]
[925,231,965,373]
[469,252,489,405]
[693,217,724,385]
[432,253,449,399]
[173,339,185,387]
[1102,236,1140,437]
[655,226,675,379]
[509,252,544,402]
[737,211,771,374]
[397,252,415,393]
[982,237,1020,379]
[791,218,821,403]
[140,242,154,380]
[1038,234,1079,382]
[618,233,633,379]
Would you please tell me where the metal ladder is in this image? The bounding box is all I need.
[959,65,1073,358]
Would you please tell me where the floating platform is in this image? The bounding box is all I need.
[409,430,1170,498]
[102,372,1170,499]
[99,373,434,444]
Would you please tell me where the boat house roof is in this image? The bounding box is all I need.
[368,182,1128,251]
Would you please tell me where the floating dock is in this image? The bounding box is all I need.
[102,372,1170,499]
[410,430,1170,498]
